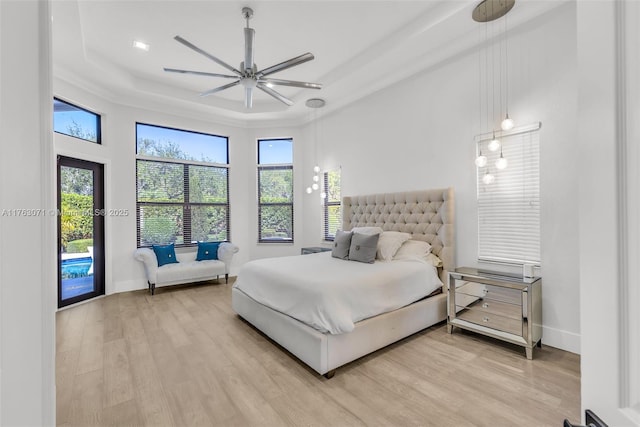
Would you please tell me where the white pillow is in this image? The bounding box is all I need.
[350,226,383,235]
[393,240,432,260]
[376,231,412,261]
[425,253,444,268]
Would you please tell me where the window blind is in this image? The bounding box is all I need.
[136,159,230,247]
[477,128,540,264]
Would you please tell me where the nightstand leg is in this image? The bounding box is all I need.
[537,340,542,348]
[525,347,533,360]
[447,324,453,334]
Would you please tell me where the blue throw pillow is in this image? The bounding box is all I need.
[152,243,179,267]
[196,241,220,261]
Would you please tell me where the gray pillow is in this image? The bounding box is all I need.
[349,232,379,263]
[331,230,353,260]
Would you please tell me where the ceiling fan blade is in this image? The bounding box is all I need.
[199,80,240,97]
[164,68,238,79]
[245,87,253,109]
[257,53,315,77]
[257,83,294,106]
[258,78,322,90]
[244,28,255,72]
[174,35,242,76]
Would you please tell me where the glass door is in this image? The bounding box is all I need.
[57,156,104,308]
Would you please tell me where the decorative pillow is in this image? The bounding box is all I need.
[425,253,444,268]
[152,243,179,267]
[331,230,352,260]
[196,241,220,261]
[351,226,383,236]
[349,232,380,263]
[376,231,412,261]
[393,240,433,260]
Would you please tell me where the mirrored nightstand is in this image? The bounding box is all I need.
[447,267,542,359]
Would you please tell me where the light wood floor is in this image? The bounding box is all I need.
[57,278,580,426]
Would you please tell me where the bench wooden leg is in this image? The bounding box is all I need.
[324,370,336,379]
[151,283,156,295]
[225,273,229,284]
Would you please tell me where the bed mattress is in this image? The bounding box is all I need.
[232,251,443,334]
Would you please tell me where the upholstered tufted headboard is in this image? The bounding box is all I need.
[342,188,455,283]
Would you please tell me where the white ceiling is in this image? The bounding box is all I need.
[52,0,564,126]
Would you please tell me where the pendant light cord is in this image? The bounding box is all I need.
[505,12,509,116]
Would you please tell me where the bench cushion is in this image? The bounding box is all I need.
[156,259,225,286]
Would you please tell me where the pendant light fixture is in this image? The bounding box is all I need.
[495,145,508,169]
[482,169,495,184]
[475,147,488,167]
[500,4,514,131]
[305,98,325,195]
[488,132,500,151]
[473,0,515,181]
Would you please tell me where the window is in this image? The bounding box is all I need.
[323,169,341,241]
[258,139,293,242]
[477,126,540,264]
[53,98,101,143]
[136,123,229,247]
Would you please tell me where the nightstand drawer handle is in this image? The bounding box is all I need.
[483,317,490,323]
[483,289,489,294]
[482,303,489,309]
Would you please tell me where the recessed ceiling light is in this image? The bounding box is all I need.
[133,40,150,51]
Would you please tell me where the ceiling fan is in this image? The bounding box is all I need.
[164,6,322,109]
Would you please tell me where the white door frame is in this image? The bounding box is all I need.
[578,1,640,425]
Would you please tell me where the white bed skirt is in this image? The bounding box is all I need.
[232,287,447,375]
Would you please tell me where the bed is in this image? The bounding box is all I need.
[232,188,455,377]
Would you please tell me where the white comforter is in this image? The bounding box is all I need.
[233,252,443,334]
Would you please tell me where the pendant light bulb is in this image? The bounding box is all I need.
[495,149,508,170]
[312,175,319,182]
[482,170,495,185]
[475,147,488,167]
[312,183,319,191]
[488,133,500,152]
[501,114,514,131]
[320,192,327,199]
[313,165,320,173]
[306,187,312,194]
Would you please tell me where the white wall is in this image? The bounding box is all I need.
[0,1,56,425]
[300,3,580,353]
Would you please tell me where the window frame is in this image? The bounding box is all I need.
[323,170,341,242]
[135,123,230,248]
[53,97,102,144]
[257,138,294,244]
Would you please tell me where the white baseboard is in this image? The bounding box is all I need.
[542,324,581,354]
[111,279,146,294]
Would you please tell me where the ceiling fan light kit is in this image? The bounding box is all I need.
[164,6,322,109]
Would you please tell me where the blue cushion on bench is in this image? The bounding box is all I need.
[196,241,220,261]
[152,243,179,267]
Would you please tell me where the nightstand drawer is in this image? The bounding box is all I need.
[455,307,523,336]
[455,281,522,305]
[454,295,522,320]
